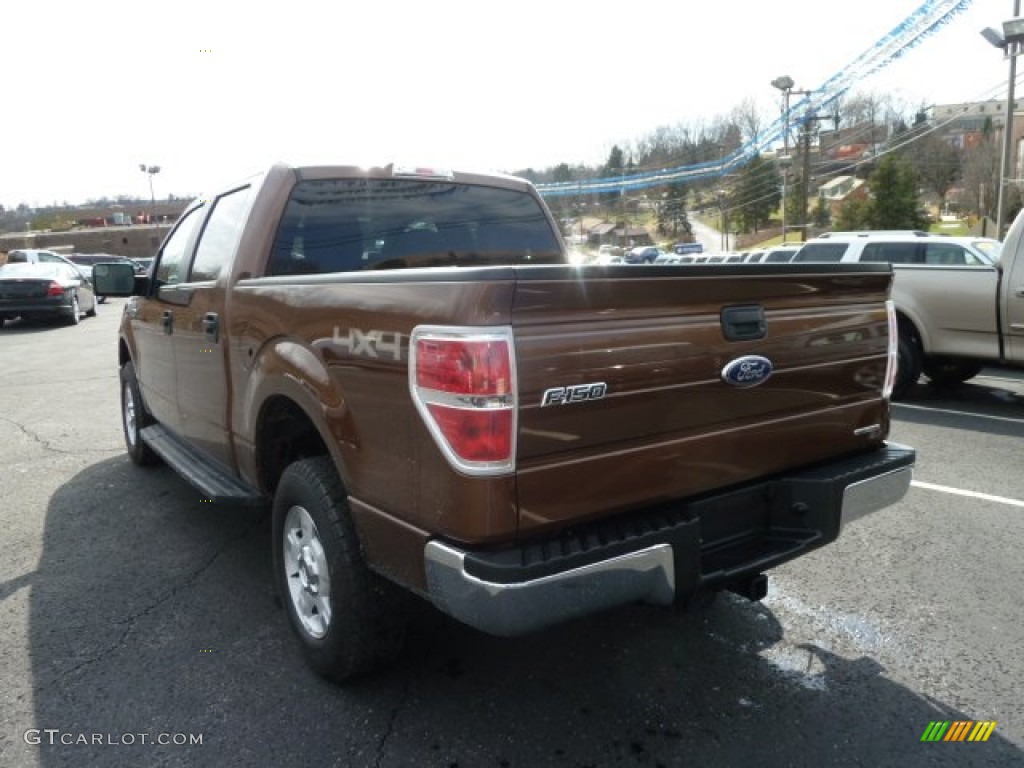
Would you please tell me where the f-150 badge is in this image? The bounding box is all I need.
[721,356,773,388]
[541,382,608,407]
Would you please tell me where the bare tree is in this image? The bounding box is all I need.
[730,97,764,147]
[960,132,1000,220]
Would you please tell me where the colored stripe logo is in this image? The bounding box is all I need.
[921,721,997,742]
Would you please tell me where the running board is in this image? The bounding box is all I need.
[140,424,267,508]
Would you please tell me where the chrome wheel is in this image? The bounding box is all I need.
[283,505,333,639]
[123,380,138,448]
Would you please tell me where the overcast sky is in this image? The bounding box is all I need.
[1,0,1013,209]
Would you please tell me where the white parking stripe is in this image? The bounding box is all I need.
[911,480,1024,509]
[894,402,1024,426]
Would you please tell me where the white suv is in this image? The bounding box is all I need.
[793,231,1000,265]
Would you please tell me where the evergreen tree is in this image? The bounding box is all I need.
[866,154,927,229]
[600,146,626,211]
[657,183,691,238]
[835,154,927,230]
[735,154,779,233]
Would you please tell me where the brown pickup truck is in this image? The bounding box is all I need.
[93,163,915,682]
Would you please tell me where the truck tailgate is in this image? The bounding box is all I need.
[512,264,893,534]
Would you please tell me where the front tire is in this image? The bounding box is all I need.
[273,456,407,683]
[892,326,922,400]
[120,361,160,466]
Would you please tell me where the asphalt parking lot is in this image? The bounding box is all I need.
[1,302,1022,768]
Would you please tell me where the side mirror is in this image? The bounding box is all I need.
[93,261,145,296]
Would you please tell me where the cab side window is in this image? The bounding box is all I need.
[188,186,254,282]
[155,206,205,286]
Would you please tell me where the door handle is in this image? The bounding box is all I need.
[202,312,220,344]
[161,310,173,334]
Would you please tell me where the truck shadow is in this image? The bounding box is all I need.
[895,374,1024,439]
[17,457,1022,767]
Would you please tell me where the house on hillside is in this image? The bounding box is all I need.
[817,175,868,218]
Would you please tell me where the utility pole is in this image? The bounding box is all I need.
[981,4,1024,238]
[999,1,1021,238]
[792,97,837,242]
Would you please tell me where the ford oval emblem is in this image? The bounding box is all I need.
[721,355,774,388]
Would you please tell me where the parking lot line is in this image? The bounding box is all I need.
[911,480,1024,509]
[894,402,1024,426]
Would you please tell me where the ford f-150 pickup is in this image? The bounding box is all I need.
[885,223,1024,392]
[93,162,915,682]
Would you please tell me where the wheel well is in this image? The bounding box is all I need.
[896,312,921,348]
[118,339,130,367]
[256,396,330,495]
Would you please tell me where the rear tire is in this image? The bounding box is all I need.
[85,297,97,318]
[892,326,922,400]
[273,456,408,683]
[923,357,983,389]
[66,294,81,325]
[120,361,160,466]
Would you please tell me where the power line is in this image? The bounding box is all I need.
[537,0,976,198]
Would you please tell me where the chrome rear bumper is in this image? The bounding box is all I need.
[425,441,914,636]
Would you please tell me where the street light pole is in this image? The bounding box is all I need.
[771,76,795,243]
[983,3,1023,239]
[717,188,727,252]
[1000,49,1018,238]
[139,164,161,225]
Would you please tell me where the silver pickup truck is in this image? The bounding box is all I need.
[796,229,1021,396]
[895,226,1023,394]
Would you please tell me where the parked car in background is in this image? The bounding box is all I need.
[66,253,146,303]
[759,245,801,263]
[67,253,146,276]
[132,256,156,273]
[5,248,90,278]
[624,246,663,264]
[0,262,98,326]
[673,242,704,255]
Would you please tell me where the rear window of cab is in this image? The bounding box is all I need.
[268,179,563,275]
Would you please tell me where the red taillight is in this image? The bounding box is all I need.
[47,281,65,297]
[425,405,513,462]
[415,338,511,395]
[410,327,516,475]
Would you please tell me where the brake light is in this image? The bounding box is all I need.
[882,300,898,400]
[47,282,65,297]
[410,326,516,475]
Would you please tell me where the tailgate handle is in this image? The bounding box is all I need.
[721,305,766,341]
